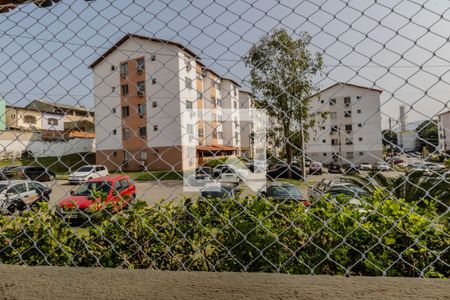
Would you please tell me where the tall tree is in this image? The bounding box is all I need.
[244,29,324,179]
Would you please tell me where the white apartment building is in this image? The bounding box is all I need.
[306,83,383,165]
[438,110,450,153]
[90,34,240,171]
[239,90,254,158]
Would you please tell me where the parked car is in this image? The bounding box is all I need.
[200,183,238,199]
[68,165,109,184]
[3,166,55,182]
[260,183,310,206]
[376,161,390,171]
[0,166,19,180]
[266,163,303,180]
[0,180,51,213]
[57,176,136,221]
[195,166,213,180]
[309,162,323,175]
[359,162,372,171]
[218,167,240,186]
[328,161,342,174]
[386,157,404,165]
[213,164,249,179]
[424,162,446,173]
[344,164,360,175]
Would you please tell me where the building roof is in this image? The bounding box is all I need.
[6,105,65,116]
[89,33,201,69]
[437,110,450,116]
[310,82,383,98]
[221,77,241,87]
[0,0,60,14]
[26,99,92,114]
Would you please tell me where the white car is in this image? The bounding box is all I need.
[68,165,108,184]
[359,162,372,171]
[376,161,390,171]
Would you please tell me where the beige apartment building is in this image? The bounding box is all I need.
[438,110,450,153]
[90,34,243,171]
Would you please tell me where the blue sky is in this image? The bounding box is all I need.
[0,0,449,129]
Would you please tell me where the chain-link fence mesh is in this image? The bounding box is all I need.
[0,0,448,277]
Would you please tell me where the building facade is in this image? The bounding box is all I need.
[239,91,254,158]
[306,83,383,165]
[438,111,450,153]
[91,34,242,171]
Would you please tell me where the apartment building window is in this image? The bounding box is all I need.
[320,99,324,104]
[121,84,129,96]
[120,62,128,76]
[212,130,217,139]
[185,77,193,89]
[153,125,158,131]
[358,123,362,127]
[138,104,146,117]
[187,124,194,135]
[215,82,221,91]
[152,101,157,108]
[151,54,156,61]
[197,91,203,99]
[346,152,354,159]
[139,150,147,161]
[359,137,363,141]
[359,152,364,156]
[112,107,116,114]
[322,139,326,143]
[331,139,338,145]
[123,128,130,140]
[152,78,157,85]
[48,118,58,126]
[357,109,362,114]
[344,97,351,106]
[233,85,238,96]
[345,138,353,145]
[24,115,36,124]
[218,131,223,139]
[235,132,239,144]
[198,129,204,138]
[216,98,222,107]
[138,127,147,138]
[112,86,116,93]
[330,112,337,119]
[112,129,117,135]
[330,98,336,105]
[124,150,131,162]
[186,101,193,109]
[122,106,129,117]
[217,114,222,123]
[344,111,352,118]
[345,124,352,132]
[331,125,338,132]
[137,81,145,95]
[233,101,238,109]
[136,58,145,72]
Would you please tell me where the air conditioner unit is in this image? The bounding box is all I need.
[137,67,144,74]
[137,91,144,96]
[120,73,127,78]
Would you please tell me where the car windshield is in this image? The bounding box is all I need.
[74,181,112,197]
[0,184,9,193]
[77,166,94,172]
[201,187,233,198]
[269,186,301,197]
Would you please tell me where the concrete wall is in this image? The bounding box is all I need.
[0,131,94,159]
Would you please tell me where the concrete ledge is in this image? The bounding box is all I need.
[0,265,448,299]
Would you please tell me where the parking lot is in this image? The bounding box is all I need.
[45,170,405,208]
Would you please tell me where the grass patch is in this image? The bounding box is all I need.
[0,153,95,174]
[130,170,184,181]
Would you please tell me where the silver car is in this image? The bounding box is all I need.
[0,180,51,213]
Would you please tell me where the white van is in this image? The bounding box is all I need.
[68,165,108,184]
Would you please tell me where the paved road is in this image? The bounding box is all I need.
[45,170,405,207]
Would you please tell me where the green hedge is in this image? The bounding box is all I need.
[0,191,448,277]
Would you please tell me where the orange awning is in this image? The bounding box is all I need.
[197,145,237,152]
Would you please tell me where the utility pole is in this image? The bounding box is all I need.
[300,121,306,182]
[389,117,394,167]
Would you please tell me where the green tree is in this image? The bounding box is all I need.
[416,120,438,152]
[382,129,397,146]
[244,29,324,179]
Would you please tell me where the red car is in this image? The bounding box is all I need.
[57,175,136,221]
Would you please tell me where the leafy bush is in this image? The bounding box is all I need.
[0,194,448,277]
[445,159,450,169]
[203,158,228,168]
